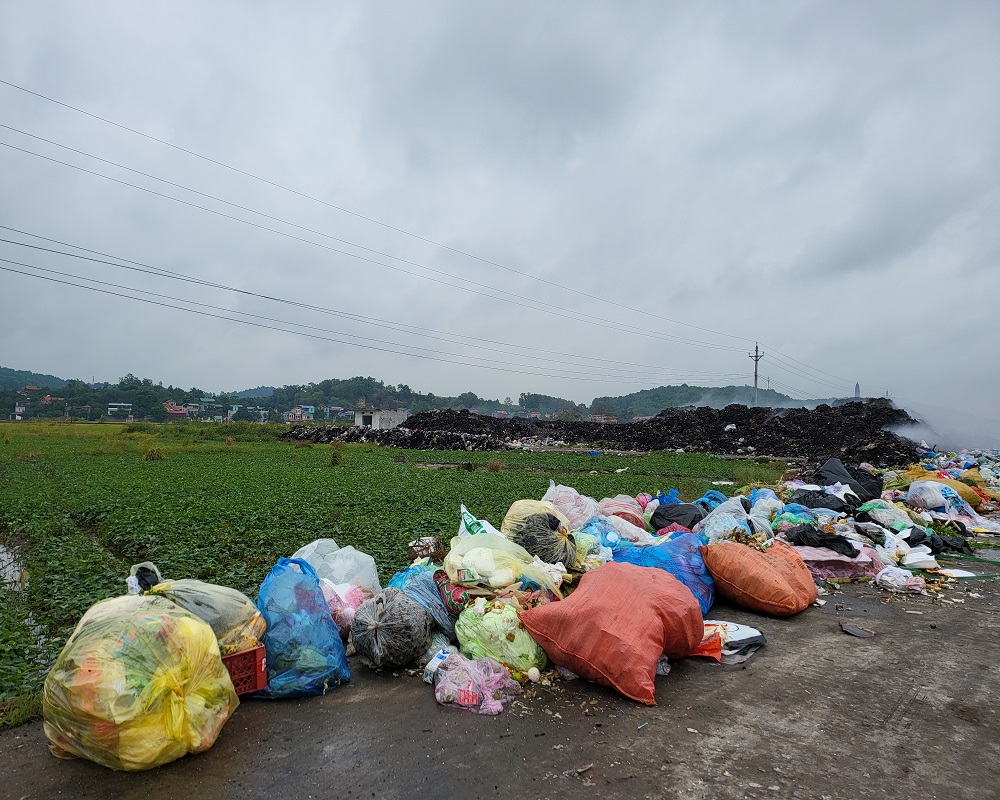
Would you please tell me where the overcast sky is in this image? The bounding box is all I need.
[1,2,998,439]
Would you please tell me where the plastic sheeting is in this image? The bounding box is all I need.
[387,564,457,638]
[444,534,562,594]
[541,481,601,530]
[351,588,435,669]
[501,499,577,566]
[433,653,520,715]
[694,497,772,544]
[455,600,548,673]
[294,541,381,595]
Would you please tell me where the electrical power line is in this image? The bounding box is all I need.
[0,227,754,380]
[0,125,753,355]
[0,256,750,386]
[0,79,891,395]
[0,80,754,344]
[0,138,753,356]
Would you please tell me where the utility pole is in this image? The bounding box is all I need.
[748,342,764,407]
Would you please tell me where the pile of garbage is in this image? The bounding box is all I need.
[40,448,1000,771]
[284,424,506,451]
[283,400,922,465]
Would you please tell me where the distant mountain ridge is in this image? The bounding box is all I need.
[230,386,276,398]
[3,365,819,419]
[0,366,67,391]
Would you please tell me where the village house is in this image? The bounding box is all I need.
[353,408,409,430]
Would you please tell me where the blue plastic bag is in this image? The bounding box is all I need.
[692,490,729,513]
[655,489,682,506]
[255,557,350,698]
[613,533,714,614]
[579,515,622,551]
[387,564,457,639]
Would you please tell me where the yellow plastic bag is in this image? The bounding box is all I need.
[500,500,576,566]
[444,534,562,595]
[43,594,239,771]
[147,579,266,654]
[898,467,982,509]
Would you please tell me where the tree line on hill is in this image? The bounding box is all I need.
[2,365,801,423]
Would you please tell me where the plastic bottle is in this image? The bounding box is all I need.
[422,648,451,684]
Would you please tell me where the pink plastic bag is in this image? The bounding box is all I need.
[599,495,646,530]
[320,580,367,637]
[542,481,601,530]
[433,653,520,715]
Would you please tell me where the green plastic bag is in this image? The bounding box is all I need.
[455,600,548,673]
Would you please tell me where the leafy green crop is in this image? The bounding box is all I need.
[0,422,784,720]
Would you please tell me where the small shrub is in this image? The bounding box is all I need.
[144,447,165,462]
[486,459,505,473]
[329,442,345,467]
[0,692,42,730]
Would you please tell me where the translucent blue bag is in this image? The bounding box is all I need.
[692,490,729,513]
[655,488,682,506]
[580,515,623,550]
[255,557,350,698]
[387,564,457,639]
[613,533,714,615]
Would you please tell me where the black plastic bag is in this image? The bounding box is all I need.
[812,458,878,502]
[351,588,434,669]
[650,502,706,532]
[782,524,858,557]
[788,489,856,514]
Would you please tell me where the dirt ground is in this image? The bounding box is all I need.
[3,576,998,800]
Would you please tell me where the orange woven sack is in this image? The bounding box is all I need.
[700,540,817,616]
[518,562,702,705]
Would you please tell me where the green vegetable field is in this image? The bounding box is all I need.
[0,421,783,722]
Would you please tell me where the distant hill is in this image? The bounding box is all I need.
[590,384,801,419]
[231,386,276,398]
[0,366,67,391]
[6,365,838,421]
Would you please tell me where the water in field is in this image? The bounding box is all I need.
[0,544,25,589]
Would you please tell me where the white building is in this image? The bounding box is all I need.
[353,408,410,430]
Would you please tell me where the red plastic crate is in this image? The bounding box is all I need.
[222,645,268,695]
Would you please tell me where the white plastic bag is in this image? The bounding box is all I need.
[458,505,503,537]
[695,497,771,544]
[875,566,926,593]
[906,481,948,511]
[541,481,600,530]
[299,544,381,594]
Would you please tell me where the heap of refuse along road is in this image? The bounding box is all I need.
[39,445,1000,770]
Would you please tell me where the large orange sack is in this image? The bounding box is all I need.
[700,540,817,616]
[518,562,703,705]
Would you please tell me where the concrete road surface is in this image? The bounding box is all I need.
[3,577,998,800]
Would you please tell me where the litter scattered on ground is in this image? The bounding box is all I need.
[839,621,877,638]
[36,422,1000,772]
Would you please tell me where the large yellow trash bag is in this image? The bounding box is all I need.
[42,594,239,771]
[899,467,982,509]
[500,500,576,566]
[146,579,266,654]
